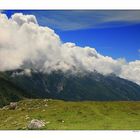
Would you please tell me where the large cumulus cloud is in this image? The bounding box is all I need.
[120,61,140,85]
[0,13,140,85]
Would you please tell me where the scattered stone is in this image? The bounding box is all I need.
[2,105,9,110]
[25,117,30,120]
[21,108,25,111]
[27,107,35,110]
[57,119,65,123]
[44,99,49,102]
[17,108,22,111]
[44,104,48,107]
[9,102,17,110]
[25,115,30,120]
[4,117,13,122]
[11,121,17,125]
[46,121,50,124]
[22,127,26,130]
[27,119,45,129]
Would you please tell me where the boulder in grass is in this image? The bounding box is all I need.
[9,102,17,110]
[27,119,45,130]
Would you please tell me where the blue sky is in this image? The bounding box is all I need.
[3,10,140,61]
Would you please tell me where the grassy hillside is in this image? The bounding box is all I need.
[0,99,140,130]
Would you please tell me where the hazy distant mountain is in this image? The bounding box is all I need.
[1,69,140,104]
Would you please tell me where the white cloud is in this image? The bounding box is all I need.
[11,13,37,26]
[11,69,32,77]
[0,13,140,85]
[120,60,140,85]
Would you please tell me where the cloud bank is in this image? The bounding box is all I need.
[0,13,140,85]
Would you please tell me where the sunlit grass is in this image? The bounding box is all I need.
[0,99,140,130]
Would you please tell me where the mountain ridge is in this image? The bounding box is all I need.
[0,69,139,104]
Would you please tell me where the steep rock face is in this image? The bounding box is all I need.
[4,70,140,101]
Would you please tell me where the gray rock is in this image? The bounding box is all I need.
[57,83,64,93]
[9,102,17,110]
[27,119,45,129]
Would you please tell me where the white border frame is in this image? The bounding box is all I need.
[0,0,140,140]
[0,0,140,9]
[0,130,140,140]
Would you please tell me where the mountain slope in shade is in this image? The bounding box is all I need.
[0,72,34,107]
[4,70,140,101]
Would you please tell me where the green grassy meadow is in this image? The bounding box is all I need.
[0,99,140,130]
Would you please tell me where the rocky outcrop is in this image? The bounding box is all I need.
[9,102,17,110]
[27,119,45,129]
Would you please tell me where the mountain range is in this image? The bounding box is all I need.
[0,69,140,107]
